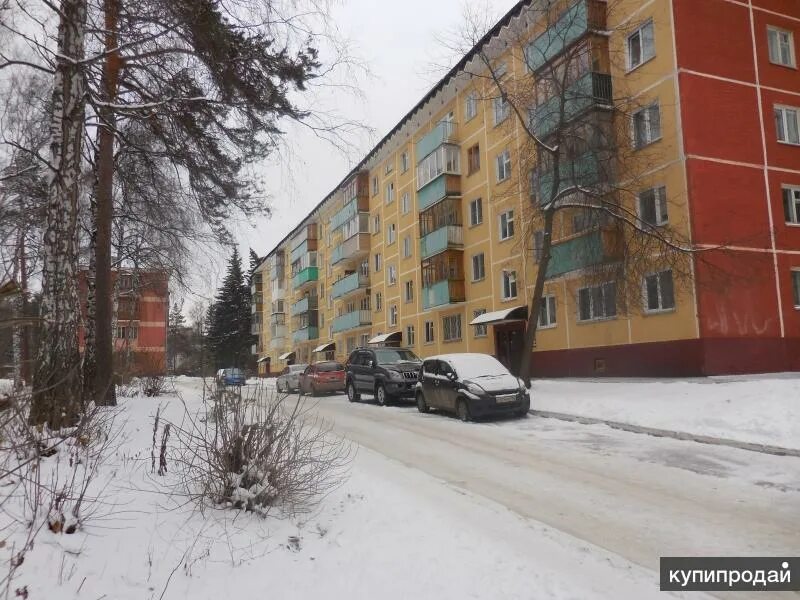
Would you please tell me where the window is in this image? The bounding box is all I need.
[465,92,478,121]
[389,305,398,326]
[644,270,675,312]
[627,19,655,70]
[403,235,412,258]
[346,336,356,353]
[578,282,617,321]
[768,26,796,68]
[360,333,370,347]
[385,181,395,203]
[499,210,515,240]
[467,144,480,175]
[388,264,397,285]
[539,296,557,328]
[792,270,800,308]
[401,151,409,173]
[374,253,382,272]
[442,314,462,342]
[116,324,138,340]
[387,222,396,244]
[373,214,381,234]
[494,61,508,79]
[416,145,460,189]
[385,161,394,175]
[472,253,485,281]
[375,292,382,311]
[406,324,415,346]
[469,198,483,226]
[501,270,517,300]
[360,296,370,311]
[496,150,512,181]
[493,96,509,125]
[473,309,488,337]
[424,321,435,343]
[372,175,379,196]
[639,186,669,226]
[404,280,414,302]
[784,186,800,224]
[775,105,800,144]
[533,230,544,263]
[633,102,662,149]
[572,210,593,234]
[401,192,411,214]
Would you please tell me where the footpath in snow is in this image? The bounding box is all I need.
[532,374,800,451]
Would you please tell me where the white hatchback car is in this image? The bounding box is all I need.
[276,364,308,393]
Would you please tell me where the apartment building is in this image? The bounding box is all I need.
[255,0,800,377]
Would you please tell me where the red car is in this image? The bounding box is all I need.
[299,361,346,396]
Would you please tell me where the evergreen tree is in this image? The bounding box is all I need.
[248,249,260,286]
[207,249,253,369]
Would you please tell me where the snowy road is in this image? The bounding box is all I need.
[302,390,800,599]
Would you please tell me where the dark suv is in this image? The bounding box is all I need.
[345,347,422,406]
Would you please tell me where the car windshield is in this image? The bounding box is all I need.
[444,354,511,379]
[227,369,243,377]
[316,361,344,372]
[374,349,420,364]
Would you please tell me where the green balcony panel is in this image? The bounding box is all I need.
[291,296,317,315]
[537,152,602,204]
[331,243,344,265]
[416,121,457,160]
[293,326,319,343]
[331,310,371,334]
[545,228,620,278]
[290,240,309,264]
[292,266,319,289]
[526,0,605,72]
[419,226,463,260]
[531,71,612,138]
[422,279,465,310]
[331,271,369,300]
[330,199,357,231]
[417,174,460,212]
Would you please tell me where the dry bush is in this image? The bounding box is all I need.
[169,381,352,517]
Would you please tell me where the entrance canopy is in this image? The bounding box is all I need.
[313,342,335,353]
[368,331,402,345]
[256,356,270,363]
[469,305,528,326]
[278,351,295,361]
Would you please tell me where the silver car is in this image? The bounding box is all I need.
[276,364,308,393]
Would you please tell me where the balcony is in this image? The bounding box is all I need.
[416,120,458,160]
[271,282,285,300]
[270,313,286,326]
[290,238,318,264]
[331,271,369,300]
[331,232,370,268]
[269,330,287,350]
[422,279,466,310]
[292,266,319,290]
[330,195,370,231]
[419,226,463,260]
[537,151,605,204]
[293,326,319,343]
[417,174,461,212]
[545,226,622,279]
[250,274,262,295]
[526,0,607,72]
[292,295,318,315]
[251,322,261,335]
[531,71,612,139]
[332,309,372,334]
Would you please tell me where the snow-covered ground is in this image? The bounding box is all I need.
[2,377,711,600]
[532,374,800,450]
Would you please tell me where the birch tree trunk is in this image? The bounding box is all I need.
[29,0,88,428]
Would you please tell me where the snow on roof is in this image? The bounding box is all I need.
[313,342,335,353]
[368,331,401,344]
[427,353,511,377]
[469,305,527,325]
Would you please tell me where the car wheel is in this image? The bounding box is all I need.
[456,399,471,422]
[346,380,359,402]
[310,383,318,397]
[375,383,389,407]
[416,392,430,413]
[515,409,528,418]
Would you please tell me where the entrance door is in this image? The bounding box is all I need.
[494,323,525,376]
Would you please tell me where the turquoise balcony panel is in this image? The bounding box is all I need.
[537,152,603,204]
[422,280,466,310]
[531,71,612,138]
[417,174,460,212]
[331,310,371,334]
[291,296,318,315]
[290,240,308,264]
[331,271,369,300]
[331,243,344,265]
[292,266,319,289]
[526,0,605,72]
[330,199,357,231]
[546,228,621,278]
[293,326,319,343]
[419,226,463,260]
[415,121,457,160]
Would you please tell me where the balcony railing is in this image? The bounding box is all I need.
[526,0,607,72]
[250,322,261,335]
[546,226,622,279]
[331,309,372,334]
[270,313,286,326]
[417,174,461,212]
[416,120,458,160]
[331,232,370,267]
[531,71,612,139]
[271,282,285,300]
[422,279,466,310]
[293,326,319,343]
[419,225,463,260]
[537,151,605,204]
[331,271,369,300]
[292,295,318,315]
[292,266,319,290]
[269,331,287,349]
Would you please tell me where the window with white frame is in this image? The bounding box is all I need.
[469,198,483,226]
[578,282,617,321]
[442,314,462,342]
[473,309,487,337]
[639,185,669,226]
[632,102,661,149]
[496,149,512,181]
[783,185,800,224]
[374,253,382,272]
[372,175,379,196]
[375,292,382,311]
[465,92,478,121]
[792,270,800,308]
[501,270,517,300]
[360,333,370,347]
[404,280,414,303]
[385,181,394,203]
[402,235,412,258]
[768,26,796,68]
[389,305,398,326]
[472,252,485,281]
[416,145,460,189]
[373,213,380,234]
[493,96,509,126]
[346,336,355,353]
[360,296,370,311]
[388,264,397,285]
[387,222,396,244]
[775,105,800,144]
[401,192,411,214]
[406,324,415,346]
[627,19,655,70]
[539,295,557,327]
[401,151,409,173]
[644,269,675,312]
[424,320,435,343]
[499,210,515,240]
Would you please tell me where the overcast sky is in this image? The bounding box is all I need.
[192,0,516,306]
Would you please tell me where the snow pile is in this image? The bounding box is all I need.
[533,374,800,449]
